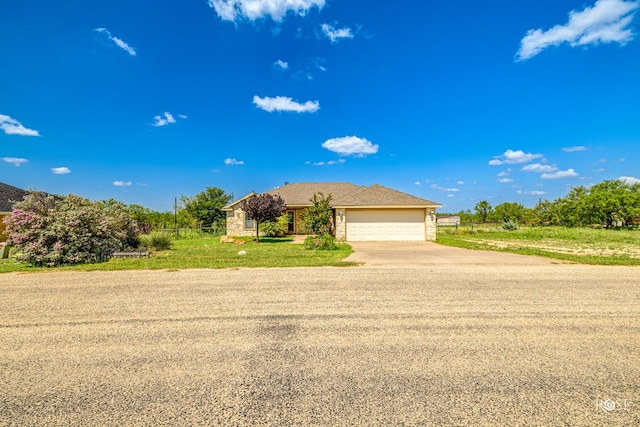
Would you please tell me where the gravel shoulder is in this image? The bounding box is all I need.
[2,266,639,426]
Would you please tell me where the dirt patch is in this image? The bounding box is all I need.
[472,238,640,259]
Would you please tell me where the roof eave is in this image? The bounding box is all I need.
[333,204,443,209]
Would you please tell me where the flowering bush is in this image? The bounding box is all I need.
[3,193,140,266]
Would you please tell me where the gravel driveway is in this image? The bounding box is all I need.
[1,265,638,426]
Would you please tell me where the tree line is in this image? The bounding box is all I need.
[452,179,640,228]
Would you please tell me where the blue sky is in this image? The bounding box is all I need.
[2,0,639,213]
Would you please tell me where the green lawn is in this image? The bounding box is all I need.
[0,236,355,273]
[436,226,640,266]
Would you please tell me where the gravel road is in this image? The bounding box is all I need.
[1,265,639,426]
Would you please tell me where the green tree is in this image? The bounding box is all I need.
[492,202,526,224]
[300,192,334,236]
[474,200,493,223]
[455,209,474,224]
[180,187,232,228]
[240,193,286,242]
[553,186,589,227]
[584,179,640,228]
[531,199,554,226]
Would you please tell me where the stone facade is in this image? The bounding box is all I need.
[426,209,437,241]
[335,209,346,241]
[225,204,256,237]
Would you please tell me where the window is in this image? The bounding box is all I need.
[244,215,255,230]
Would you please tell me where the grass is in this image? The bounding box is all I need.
[0,235,355,273]
[436,225,640,266]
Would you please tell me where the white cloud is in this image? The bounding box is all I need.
[496,168,512,177]
[541,168,579,179]
[2,157,28,167]
[113,180,132,187]
[414,181,422,187]
[253,95,320,113]
[224,158,244,165]
[95,28,137,56]
[430,184,460,193]
[178,114,188,119]
[51,167,71,175]
[489,149,543,165]
[322,136,379,156]
[521,163,559,173]
[563,145,588,152]
[516,0,640,61]
[208,0,325,22]
[151,112,177,127]
[312,159,345,166]
[499,178,515,183]
[457,181,465,185]
[517,190,547,196]
[619,176,640,184]
[0,114,40,136]
[274,59,289,70]
[321,23,354,43]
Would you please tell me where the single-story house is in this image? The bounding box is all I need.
[1,182,29,241]
[224,182,442,242]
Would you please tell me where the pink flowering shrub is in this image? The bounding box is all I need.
[3,192,139,266]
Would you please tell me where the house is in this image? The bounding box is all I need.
[224,182,442,241]
[436,216,461,227]
[1,182,29,241]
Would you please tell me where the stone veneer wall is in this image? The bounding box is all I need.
[335,210,346,241]
[426,208,437,241]
[225,205,256,237]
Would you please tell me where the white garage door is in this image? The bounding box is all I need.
[346,209,425,241]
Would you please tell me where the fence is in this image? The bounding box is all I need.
[154,223,227,238]
[437,221,504,233]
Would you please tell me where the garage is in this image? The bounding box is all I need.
[346,209,426,242]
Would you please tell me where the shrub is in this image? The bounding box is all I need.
[260,214,289,237]
[140,233,173,251]
[3,193,140,267]
[303,235,338,250]
[300,192,334,236]
[502,220,519,231]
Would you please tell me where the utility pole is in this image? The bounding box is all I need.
[174,197,178,238]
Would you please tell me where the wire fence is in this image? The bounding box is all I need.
[152,223,227,238]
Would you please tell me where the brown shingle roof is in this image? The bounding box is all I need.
[265,182,364,207]
[335,184,441,207]
[225,182,441,209]
[0,182,28,212]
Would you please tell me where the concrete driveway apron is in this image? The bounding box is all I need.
[344,242,555,266]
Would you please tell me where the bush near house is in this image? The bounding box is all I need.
[303,235,339,250]
[3,193,140,267]
[260,214,289,237]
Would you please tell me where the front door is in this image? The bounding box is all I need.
[287,211,295,234]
